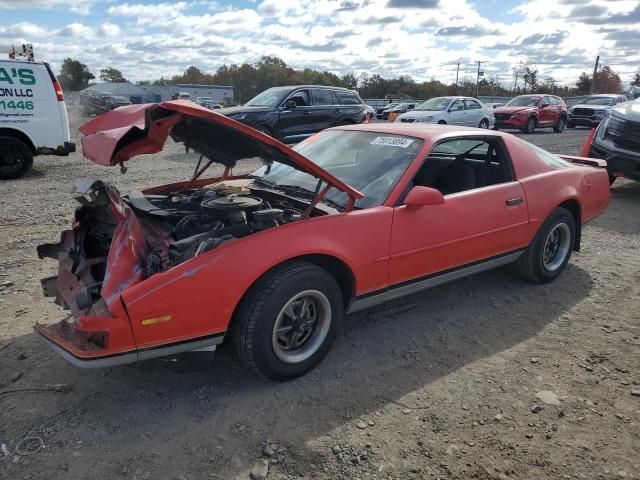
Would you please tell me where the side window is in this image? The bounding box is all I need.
[336,91,360,105]
[311,89,336,106]
[450,100,464,111]
[413,138,513,196]
[287,90,309,107]
[465,99,481,110]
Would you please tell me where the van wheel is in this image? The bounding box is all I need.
[514,207,575,283]
[232,261,343,381]
[0,137,33,180]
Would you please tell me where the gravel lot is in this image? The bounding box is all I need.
[1,110,639,480]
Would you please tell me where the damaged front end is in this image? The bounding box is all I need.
[36,179,165,366]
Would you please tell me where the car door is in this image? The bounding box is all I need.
[309,88,338,132]
[538,96,555,126]
[278,89,312,142]
[464,99,483,127]
[447,99,467,126]
[388,137,530,286]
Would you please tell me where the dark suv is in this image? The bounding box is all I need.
[219,85,367,143]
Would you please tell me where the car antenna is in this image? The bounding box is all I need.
[6,43,34,62]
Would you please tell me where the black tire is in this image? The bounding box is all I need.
[567,120,576,129]
[232,261,343,381]
[0,137,33,180]
[608,173,616,185]
[553,116,567,133]
[514,207,575,284]
[479,118,490,129]
[522,116,536,134]
[437,120,447,125]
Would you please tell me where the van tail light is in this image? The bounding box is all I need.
[53,81,64,101]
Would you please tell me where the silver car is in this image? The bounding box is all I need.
[395,96,495,129]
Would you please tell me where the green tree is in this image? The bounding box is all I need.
[575,72,591,95]
[632,72,640,87]
[58,58,94,91]
[99,66,127,83]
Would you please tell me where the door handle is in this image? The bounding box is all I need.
[506,197,523,206]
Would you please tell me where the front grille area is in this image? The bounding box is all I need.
[573,107,594,117]
[605,116,640,151]
[495,113,511,121]
[400,118,415,123]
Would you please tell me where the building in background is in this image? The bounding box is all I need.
[80,82,234,105]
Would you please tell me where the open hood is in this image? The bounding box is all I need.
[79,100,362,201]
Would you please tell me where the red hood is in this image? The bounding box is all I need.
[494,105,535,114]
[79,100,363,201]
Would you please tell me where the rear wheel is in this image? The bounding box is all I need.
[0,137,33,180]
[514,207,575,283]
[522,116,536,134]
[479,118,490,129]
[553,116,567,133]
[437,120,447,125]
[232,261,343,381]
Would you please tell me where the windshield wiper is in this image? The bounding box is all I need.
[277,184,345,211]
[248,175,278,189]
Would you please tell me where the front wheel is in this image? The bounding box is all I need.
[514,207,575,283]
[522,116,536,134]
[479,118,490,129]
[0,137,33,180]
[232,262,343,381]
[553,116,567,133]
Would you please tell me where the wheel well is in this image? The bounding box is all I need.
[298,254,355,306]
[558,199,581,251]
[437,120,447,124]
[0,128,35,153]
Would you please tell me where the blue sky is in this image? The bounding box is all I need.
[1,0,638,88]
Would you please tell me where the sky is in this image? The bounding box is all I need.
[0,0,638,89]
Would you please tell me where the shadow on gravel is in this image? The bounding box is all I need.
[600,180,640,236]
[0,262,593,479]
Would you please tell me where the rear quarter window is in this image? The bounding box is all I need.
[336,91,361,105]
[523,140,573,169]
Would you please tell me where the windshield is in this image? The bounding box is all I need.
[246,88,290,107]
[416,97,452,111]
[583,96,616,106]
[251,130,422,209]
[506,96,540,107]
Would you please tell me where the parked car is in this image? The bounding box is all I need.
[582,98,640,184]
[363,104,376,121]
[171,92,191,100]
[383,102,418,121]
[36,100,610,380]
[395,97,494,129]
[485,102,505,109]
[494,95,568,133]
[105,96,132,110]
[218,85,367,142]
[0,55,75,179]
[196,96,212,105]
[201,100,223,110]
[81,91,114,115]
[377,102,399,118]
[567,94,628,128]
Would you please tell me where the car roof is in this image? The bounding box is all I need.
[264,85,356,92]
[332,122,511,141]
[587,93,620,97]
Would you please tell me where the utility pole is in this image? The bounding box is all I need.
[589,55,600,94]
[455,62,460,94]
[475,61,485,97]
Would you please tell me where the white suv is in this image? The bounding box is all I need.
[1,47,75,179]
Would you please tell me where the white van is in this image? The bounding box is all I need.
[1,46,75,179]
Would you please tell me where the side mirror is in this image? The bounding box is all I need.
[284,99,297,109]
[540,102,549,108]
[404,186,445,210]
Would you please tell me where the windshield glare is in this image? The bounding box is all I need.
[506,96,540,107]
[246,88,289,107]
[416,97,452,111]
[583,96,615,106]
[251,130,422,209]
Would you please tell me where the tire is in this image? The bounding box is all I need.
[553,116,567,133]
[232,261,343,381]
[608,173,616,185]
[0,137,33,180]
[567,120,576,129]
[479,118,490,129]
[522,116,536,134]
[514,207,575,284]
[437,120,447,125]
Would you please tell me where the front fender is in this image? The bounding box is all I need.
[120,207,394,349]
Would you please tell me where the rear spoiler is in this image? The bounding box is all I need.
[559,155,607,168]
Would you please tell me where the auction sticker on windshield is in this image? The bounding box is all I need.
[370,136,414,148]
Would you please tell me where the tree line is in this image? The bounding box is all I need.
[57,56,637,103]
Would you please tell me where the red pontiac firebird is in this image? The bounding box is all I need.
[36,100,611,380]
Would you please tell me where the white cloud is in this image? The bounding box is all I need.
[0,0,95,15]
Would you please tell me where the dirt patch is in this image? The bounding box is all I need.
[1,110,638,480]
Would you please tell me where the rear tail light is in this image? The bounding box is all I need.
[53,81,64,101]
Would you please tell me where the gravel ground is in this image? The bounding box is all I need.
[0,110,639,480]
